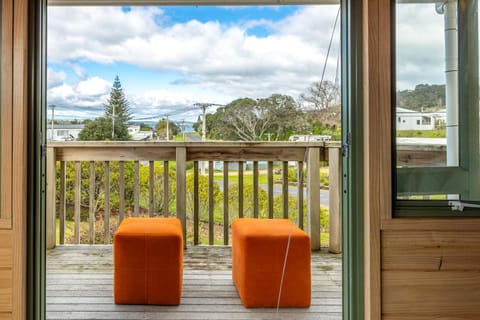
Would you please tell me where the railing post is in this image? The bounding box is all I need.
[307,147,321,250]
[329,146,342,253]
[176,147,187,243]
[46,146,56,249]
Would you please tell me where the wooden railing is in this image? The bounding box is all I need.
[46,142,342,252]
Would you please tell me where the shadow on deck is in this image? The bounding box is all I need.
[46,246,342,320]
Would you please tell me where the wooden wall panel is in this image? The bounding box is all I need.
[381,230,480,319]
[11,0,28,318]
[0,231,12,269]
[0,269,12,312]
[0,0,14,228]
[0,0,16,318]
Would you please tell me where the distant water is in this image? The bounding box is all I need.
[133,120,195,132]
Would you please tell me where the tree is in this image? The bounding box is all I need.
[300,80,340,111]
[155,118,180,140]
[78,76,132,141]
[78,118,112,141]
[194,94,304,141]
[104,76,132,140]
[397,84,445,111]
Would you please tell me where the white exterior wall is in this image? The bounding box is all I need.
[47,127,83,141]
[396,115,436,130]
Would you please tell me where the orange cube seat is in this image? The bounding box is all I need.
[114,217,183,305]
[232,218,311,308]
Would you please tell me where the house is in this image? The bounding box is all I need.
[46,124,84,141]
[1,1,479,320]
[396,107,446,130]
[288,134,332,142]
[128,125,153,141]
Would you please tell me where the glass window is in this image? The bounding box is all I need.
[394,0,480,215]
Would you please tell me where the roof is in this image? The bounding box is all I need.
[50,124,85,130]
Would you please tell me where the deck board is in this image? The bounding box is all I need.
[47,245,342,320]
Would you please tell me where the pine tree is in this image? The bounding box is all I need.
[104,75,132,140]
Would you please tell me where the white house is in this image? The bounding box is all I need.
[288,134,332,142]
[47,124,84,141]
[47,124,153,141]
[128,125,153,141]
[396,107,446,131]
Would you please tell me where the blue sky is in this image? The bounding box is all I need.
[47,4,448,123]
[47,5,341,122]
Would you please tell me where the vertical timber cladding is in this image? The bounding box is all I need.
[0,0,14,317]
[0,0,28,318]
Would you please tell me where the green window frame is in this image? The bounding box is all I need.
[394,0,480,217]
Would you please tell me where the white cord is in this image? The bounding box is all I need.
[276,223,294,315]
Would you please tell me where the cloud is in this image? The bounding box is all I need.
[396,4,445,89]
[47,68,67,89]
[47,75,112,118]
[48,5,341,108]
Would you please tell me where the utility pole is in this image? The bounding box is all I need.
[112,104,116,139]
[194,102,225,142]
[166,115,170,141]
[194,102,224,175]
[49,104,55,141]
[181,119,186,141]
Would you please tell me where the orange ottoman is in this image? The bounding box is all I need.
[232,218,311,308]
[114,217,183,305]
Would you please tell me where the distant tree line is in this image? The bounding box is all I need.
[397,84,445,112]
[193,80,342,141]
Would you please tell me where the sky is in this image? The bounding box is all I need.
[47,3,447,122]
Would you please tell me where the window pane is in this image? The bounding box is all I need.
[395,0,480,210]
[395,2,455,169]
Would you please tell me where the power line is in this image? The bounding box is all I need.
[193,102,225,142]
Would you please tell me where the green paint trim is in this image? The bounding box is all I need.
[341,0,364,319]
[27,0,47,319]
[397,167,469,195]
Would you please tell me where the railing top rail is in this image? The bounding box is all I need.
[48,141,339,148]
[47,141,341,162]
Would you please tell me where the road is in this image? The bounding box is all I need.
[184,132,201,141]
[182,133,330,207]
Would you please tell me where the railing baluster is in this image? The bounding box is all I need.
[134,161,139,217]
[208,161,214,245]
[104,161,110,244]
[88,161,95,244]
[253,161,259,218]
[268,161,274,219]
[297,161,304,230]
[59,161,66,245]
[223,161,229,245]
[282,161,289,219]
[238,161,244,218]
[193,161,199,245]
[74,161,81,244]
[176,148,187,243]
[307,147,321,250]
[119,161,125,223]
[149,160,154,217]
[46,147,57,249]
[49,143,331,249]
[329,146,342,253]
[163,161,169,217]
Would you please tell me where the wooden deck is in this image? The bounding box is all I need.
[46,246,342,320]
